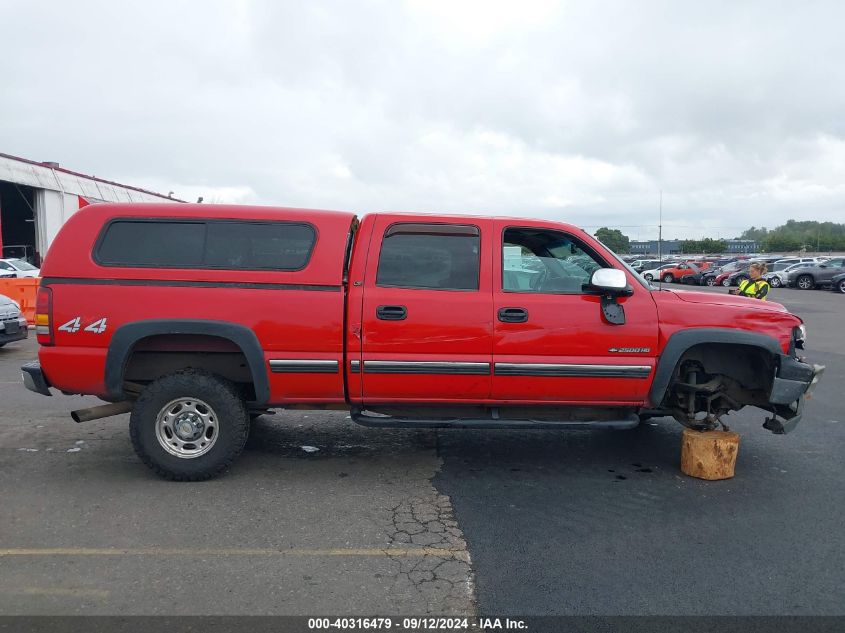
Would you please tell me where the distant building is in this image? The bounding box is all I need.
[629,239,682,255]
[629,238,759,255]
[0,152,180,265]
[724,239,759,253]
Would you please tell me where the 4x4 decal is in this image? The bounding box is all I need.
[58,317,108,334]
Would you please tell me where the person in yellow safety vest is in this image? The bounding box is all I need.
[730,262,770,300]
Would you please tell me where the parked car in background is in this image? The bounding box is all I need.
[787,258,845,289]
[700,260,744,286]
[725,267,755,287]
[765,258,828,288]
[640,263,675,282]
[658,261,710,284]
[830,271,845,294]
[680,263,716,286]
[766,263,802,288]
[700,267,724,286]
[631,259,664,273]
[715,262,751,287]
[0,294,29,348]
[771,257,826,273]
[0,258,40,278]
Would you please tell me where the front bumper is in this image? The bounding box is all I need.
[0,318,29,345]
[21,361,52,397]
[763,355,824,434]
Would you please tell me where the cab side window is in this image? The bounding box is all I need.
[376,223,480,291]
[503,227,605,294]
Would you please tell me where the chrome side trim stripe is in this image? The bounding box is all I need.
[269,360,339,374]
[270,360,650,378]
[494,363,652,378]
[363,361,491,375]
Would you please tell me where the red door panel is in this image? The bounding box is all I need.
[360,216,493,403]
[492,219,658,404]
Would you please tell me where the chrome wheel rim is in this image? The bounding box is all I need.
[155,397,219,459]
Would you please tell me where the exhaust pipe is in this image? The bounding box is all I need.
[71,401,134,423]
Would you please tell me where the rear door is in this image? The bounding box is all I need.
[360,217,493,403]
[492,220,658,404]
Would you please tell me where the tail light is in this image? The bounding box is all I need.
[35,287,53,346]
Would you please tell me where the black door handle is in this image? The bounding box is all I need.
[377,305,407,320]
[498,307,528,323]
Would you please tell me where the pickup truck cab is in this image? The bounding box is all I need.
[22,204,824,480]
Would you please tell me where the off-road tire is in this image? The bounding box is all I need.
[662,273,675,283]
[797,274,815,290]
[130,370,250,481]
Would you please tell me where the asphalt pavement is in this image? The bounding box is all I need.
[0,284,842,619]
[435,284,845,616]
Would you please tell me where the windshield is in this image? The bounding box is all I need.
[8,259,37,271]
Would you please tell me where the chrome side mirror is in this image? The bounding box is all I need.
[589,268,629,325]
[590,268,627,291]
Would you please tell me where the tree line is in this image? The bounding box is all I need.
[739,221,845,252]
[594,220,845,254]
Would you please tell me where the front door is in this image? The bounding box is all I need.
[360,217,493,403]
[492,220,658,404]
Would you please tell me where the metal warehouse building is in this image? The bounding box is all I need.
[0,152,179,266]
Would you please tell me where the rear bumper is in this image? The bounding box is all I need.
[763,355,824,434]
[21,361,52,397]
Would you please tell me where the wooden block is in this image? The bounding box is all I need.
[680,428,741,480]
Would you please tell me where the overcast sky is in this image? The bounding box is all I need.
[2,0,844,240]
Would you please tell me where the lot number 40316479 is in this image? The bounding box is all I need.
[57,317,108,334]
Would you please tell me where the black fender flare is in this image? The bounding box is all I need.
[105,319,270,404]
[649,328,783,407]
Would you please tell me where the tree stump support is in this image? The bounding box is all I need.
[680,428,741,480]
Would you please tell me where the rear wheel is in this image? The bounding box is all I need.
[797,274,815,290]
[130,370,250,481]
[662,273,675,283]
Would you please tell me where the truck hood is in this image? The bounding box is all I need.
[656,288,788,313]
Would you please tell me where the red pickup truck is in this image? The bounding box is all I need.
[22,203,824,480]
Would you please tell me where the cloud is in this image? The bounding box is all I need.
[1,0,844,240]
